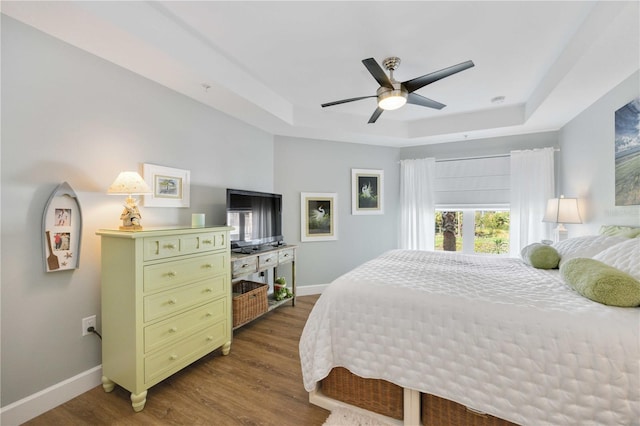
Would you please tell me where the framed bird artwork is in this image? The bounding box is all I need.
[352,168,384,215]
[301,192,337,242]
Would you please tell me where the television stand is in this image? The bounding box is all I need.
[230,245,297,330]
[233,242,284,255]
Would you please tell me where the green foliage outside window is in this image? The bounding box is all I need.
[474,211,510,254]
[435,210,509,254]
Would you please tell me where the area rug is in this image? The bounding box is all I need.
[322,407,398,426]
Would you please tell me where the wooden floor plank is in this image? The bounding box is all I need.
[24,295,329,426]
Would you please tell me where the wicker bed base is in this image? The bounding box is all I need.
[422,393,517,426]
[321,367,404,420]
[317,367,518,426]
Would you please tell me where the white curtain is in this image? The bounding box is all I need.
[510,147,555,257]
[399,158,436,250]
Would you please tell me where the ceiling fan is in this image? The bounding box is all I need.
[321,57,474,123]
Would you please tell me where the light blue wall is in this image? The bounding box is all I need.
[560,70,640,235]
[274,136,400,286]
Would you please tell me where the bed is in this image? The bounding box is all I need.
[299,233,640,425]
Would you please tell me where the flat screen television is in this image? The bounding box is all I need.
[226,188,283,251]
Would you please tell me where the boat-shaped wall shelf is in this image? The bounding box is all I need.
[42,182,83,272]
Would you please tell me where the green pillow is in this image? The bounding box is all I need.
[521,243,560,269]
[599,225,640,238]
[560,258,640,307]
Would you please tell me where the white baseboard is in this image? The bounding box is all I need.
[296,284,329,296]
[0,365,102,425]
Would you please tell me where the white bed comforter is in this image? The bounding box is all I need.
[299,250,640,425]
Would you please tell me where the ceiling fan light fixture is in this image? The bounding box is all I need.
[322,56,474,123]
[378,89,407,110]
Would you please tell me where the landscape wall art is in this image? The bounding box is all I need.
[614,97,640,206]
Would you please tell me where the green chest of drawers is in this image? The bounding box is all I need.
[96,226,232,411]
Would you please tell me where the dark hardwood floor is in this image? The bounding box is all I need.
[24,295,329,426]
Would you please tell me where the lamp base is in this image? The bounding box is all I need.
[119,198,143,230]
[119,225,143,231]
[552,224,568,242]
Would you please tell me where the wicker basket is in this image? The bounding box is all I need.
[232,280,268,327]
[320,368,518,425]
[421,393,518,426]
[320,367,404,420]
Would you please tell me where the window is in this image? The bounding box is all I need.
[435,209,509,255]
[433,155,511,255]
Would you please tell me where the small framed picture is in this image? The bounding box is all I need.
[143,164,190,208]
[301,192,337,242]
[352,168,384,215]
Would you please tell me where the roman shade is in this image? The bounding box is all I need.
[434,156,510,207]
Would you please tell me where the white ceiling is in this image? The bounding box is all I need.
[3,1,639,147]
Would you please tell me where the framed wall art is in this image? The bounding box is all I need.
[42,182,82,272]
[142,163,190,207]
[301,192,337,242]
[614,97,640,206]
[351,168,384,215]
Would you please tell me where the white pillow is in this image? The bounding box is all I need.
[552,235,629,267]
[593,238,640,280]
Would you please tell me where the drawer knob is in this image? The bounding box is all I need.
[165,243,177,250]
[202,239,213,244]
[166,271,177,278]
[206,336,214,341]
[169,354,178,361]
[265,258,272,263]
[205,288,213,293]
[168,298,177,305]
[169,327,178,333]
[204,263,213,269]
[206,312,212,317]
[242,263,249,268]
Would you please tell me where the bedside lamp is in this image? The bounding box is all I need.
[542,195,582,242]
[107,171,152,230]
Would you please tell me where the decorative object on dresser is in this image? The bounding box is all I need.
[96,226,232,412]
[107,171,152,230]
[351,169,384,215]
[542,195,582,242]
[42,182,83,272]
[230,244,296,329]
[191,213,205,227]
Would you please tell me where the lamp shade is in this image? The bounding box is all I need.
[107,171,152,195]
[542,197,582,224]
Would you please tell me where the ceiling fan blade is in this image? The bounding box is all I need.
[362,58,393,89]
[321,95,376,108]
[368,107,384,124]
[403,60,475,93]
[407,93,446,110]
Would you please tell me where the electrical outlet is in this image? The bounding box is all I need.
[82,315,96,337]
